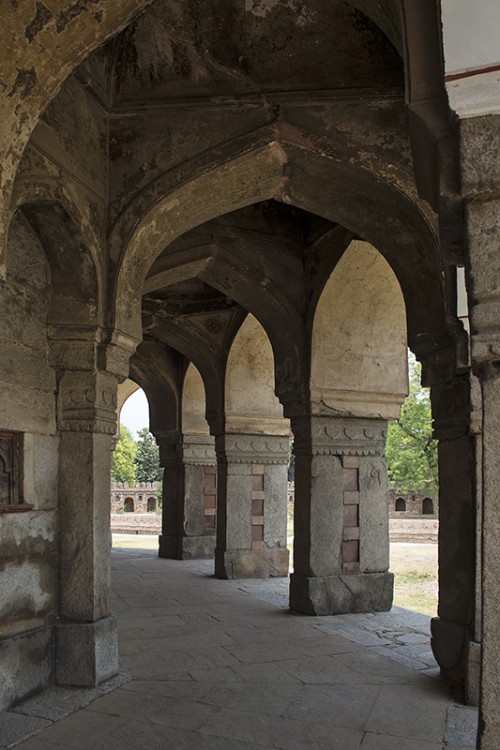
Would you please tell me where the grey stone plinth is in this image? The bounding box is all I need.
[0,626,53,712]
[289,572,394,615]
[158,534,183,559]
[215,548,289,579]
[180,535,216,560]
[159,534,216,560]
[56,615,118,687]
[430,616,469,691]
[466,641,481,707]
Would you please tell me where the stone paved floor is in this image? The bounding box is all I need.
[5,547,478,750]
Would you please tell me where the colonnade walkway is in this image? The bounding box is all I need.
[8,547,478,750]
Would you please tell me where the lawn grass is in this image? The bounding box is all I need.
[390,542,438,616]
[112,533,158,549]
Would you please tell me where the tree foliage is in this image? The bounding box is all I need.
[386,354,438,495]
[135,428,162,483]
[111,425,137,484]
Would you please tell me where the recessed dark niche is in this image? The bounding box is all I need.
[0,431,31,512]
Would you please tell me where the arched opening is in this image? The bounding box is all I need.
[396,497,406,512]
[147,497,156,513]
[220,313,291,578]
[311,240,408,418]
[422,497,434,515]
[182,363,217,554]
[303,239,408,615]
[124,497,134,513]
[1,0,481,742]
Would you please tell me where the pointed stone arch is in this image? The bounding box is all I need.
[182,363,210,437]
[112,133,450,367]
[18,200,101,333]
[225,314,288,435]
[310,240,408,419]
[112,139,288,341]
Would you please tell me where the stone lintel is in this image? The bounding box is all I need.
[215,548,289,579]
[289,572,393,615]
[310,387,404,421]
[55,616,118,687]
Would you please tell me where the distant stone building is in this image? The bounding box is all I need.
[111,482,160,514]
[287,483,437,518]
[388,489,438,517]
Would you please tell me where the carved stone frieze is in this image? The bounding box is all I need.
[292,415,387,456]
[216,433,290,464]
[182,434,216,466]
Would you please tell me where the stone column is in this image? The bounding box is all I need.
[429,374,478,700]
[290,415,392,615]
[158,432,183,559]
[158,433,217,559]
[55,368,119,686]
[475,362,500,748]
[459,116,500,744]
[181,434,217,559]
[215,433,290,579]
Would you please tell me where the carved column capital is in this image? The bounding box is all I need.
[430,374,472,441]
[292,415,387,457]
[471,338,500,376]
[216,433,290,465]
[414,334,464,388]
[49,326,139,382]
[182,434,216,466]
[155,431,182,467]
[57,370,118,434]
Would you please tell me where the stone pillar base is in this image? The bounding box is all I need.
[290,572,394,615]
[215,548,289,579]
[466,641,481,706]
[159,534,182,559]
[180,535,216,560]
[430,616,468,693]
[159,534,216,560]
[430,618,480,705]
[56,615,118,687]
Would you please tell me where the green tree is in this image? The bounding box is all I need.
[111,425,137,484]
[386,354,438,495]
[135,428,162,483]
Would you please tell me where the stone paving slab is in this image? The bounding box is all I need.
[0,713,51,750]
[445,705,479,747]
[7,548,479,750]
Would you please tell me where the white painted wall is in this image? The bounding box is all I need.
[441,0,500,117]
[441,0,500,74]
